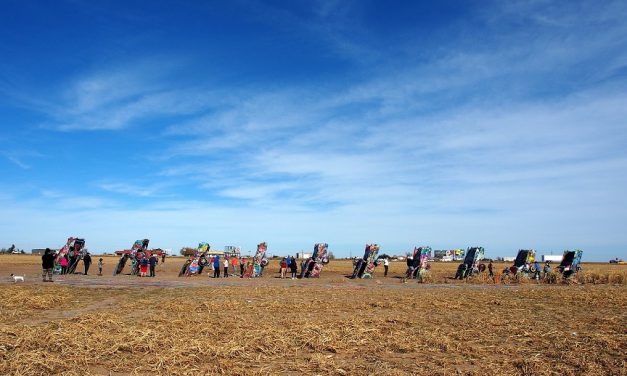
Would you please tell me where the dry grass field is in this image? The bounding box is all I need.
[0,255,625,375]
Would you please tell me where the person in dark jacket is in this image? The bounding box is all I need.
[149,253,158,277]
[42,248,55,282]
[289,256,298,279]
[213,255,221,278]
[83,252,92,275]
[454,263,466,280]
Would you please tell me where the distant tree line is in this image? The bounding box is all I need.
[180,247,196,256]
[0,244,25,254]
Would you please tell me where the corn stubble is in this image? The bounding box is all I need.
[1,281,625,376]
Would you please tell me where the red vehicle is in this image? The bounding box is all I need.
[113,239,165,275]
[115,248,166,257]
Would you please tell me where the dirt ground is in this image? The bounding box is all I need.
[1,255,625,375]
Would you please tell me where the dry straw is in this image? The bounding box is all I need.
[1,283,625,375]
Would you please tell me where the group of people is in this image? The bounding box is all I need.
[452,260,563,281]
[183,254,245,277]
[183,254,312,279]
[40,248,99,282]
[501,260,555,280]
[279,256,298,279]
[131,253,160,277]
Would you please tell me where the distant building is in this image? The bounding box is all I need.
[542,255,562,262]
[433,249,465,261]
[297,252,312,259]
[32,248,58,255]
[224,246,241,257]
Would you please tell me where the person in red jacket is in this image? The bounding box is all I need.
[280,258,288,279]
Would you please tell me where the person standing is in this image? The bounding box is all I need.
[42,248,55,282]
[83,252,92,275]
[280,257,287,279]
[259,259,266,277]
[161,253,166,264]
[140,256,149,277]
[98,258,104,276]
[223,257,229,278]
[231,255,238,276]
[149,253,158,277]
[213,255,221,278]
[60,255,68,275]
[383,258,389,277]
[131,257,139,276]
[290,256,298,279]
[454,263,466,280]
[488,261,494,277]
[543,261,551,279]
[300,259,306,277]
[533,261,541,280]
[240,257,246,277]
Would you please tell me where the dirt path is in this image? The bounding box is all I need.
[21,296,120,325]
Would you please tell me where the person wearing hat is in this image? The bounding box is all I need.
[42,248,56,282]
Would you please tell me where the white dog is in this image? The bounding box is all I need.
[10,274,24,283]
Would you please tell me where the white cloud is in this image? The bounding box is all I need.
[5,155,30,169]
[2,1,626,259]
[97,182,165,197]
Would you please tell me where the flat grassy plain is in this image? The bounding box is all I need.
[1,255,625,375]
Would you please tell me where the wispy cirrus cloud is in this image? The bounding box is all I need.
[97,182,166,197]
[4,155,30,169]
[6,59,222,132]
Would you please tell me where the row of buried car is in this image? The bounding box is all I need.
[41,237,165,276]
[349,245,432,280]
[351,246,584,281]
[506,249,583,278]
[453,247,584,279]
[49,238,332,278]
[50,237,584,280]
[177,242,332,278]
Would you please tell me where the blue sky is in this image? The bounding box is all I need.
[1,0,626,260]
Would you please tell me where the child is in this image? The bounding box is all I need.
[98,258,104,276]
[60,255,68,275]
